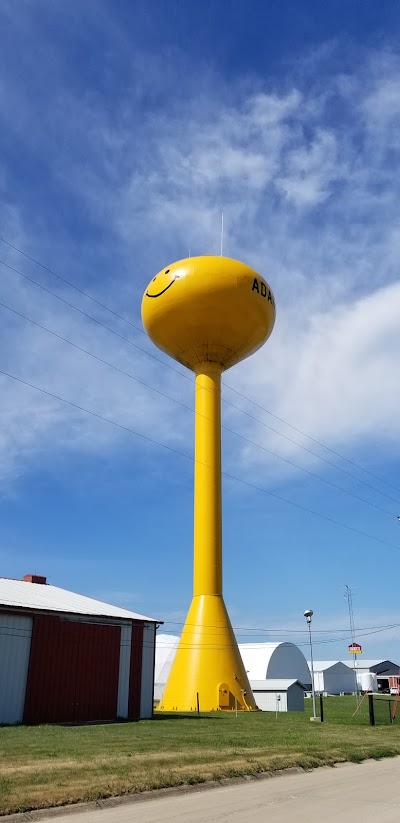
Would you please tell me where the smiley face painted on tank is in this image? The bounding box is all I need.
[145,265,181,298]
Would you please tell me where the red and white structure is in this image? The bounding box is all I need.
[0,574,161,725]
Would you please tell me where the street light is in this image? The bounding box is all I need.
[304,609,317,721]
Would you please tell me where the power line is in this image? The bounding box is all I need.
[222,424,396,518]
[2,619,399,638]
[220,393,400,507]
[0,623,397,648]
[0,297,396,521]
[0,235,143,334]
[153,621,400,649]
[1,236,398,497]
[1,255,399,510]
[161,620,400,634]
[0,257,190,383]
[1,365,400,552]
[223,382,400,496]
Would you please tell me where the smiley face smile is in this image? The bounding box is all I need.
[146,279,177,298]
[145,268,180,298]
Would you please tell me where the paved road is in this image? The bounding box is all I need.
[37,758,400,822]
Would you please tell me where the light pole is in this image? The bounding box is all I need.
[304,609,317,721]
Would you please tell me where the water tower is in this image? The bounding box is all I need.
[142,256,275,711]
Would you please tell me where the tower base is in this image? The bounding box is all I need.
[157,595,257,712]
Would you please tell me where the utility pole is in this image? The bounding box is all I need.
[304,609,318,721]
[345,585,359,705]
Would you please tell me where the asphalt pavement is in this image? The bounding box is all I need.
[12,757,400,823]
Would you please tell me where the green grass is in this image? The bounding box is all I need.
[1,696,400,815]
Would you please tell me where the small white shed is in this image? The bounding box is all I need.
[250,679,305,712]
[310,661,355,694]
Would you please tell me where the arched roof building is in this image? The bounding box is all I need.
[154,637,311,703]
[239,642,310,685]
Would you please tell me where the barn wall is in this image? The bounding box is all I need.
[23,615,121,723]
[0,614,32,724]
[287,684,304,711]
[140,622,155,718]
[128,624,144,718]
[0,608,154,724]
[252,691,288,712]
[117,624,132,719]
[324,665,355,695]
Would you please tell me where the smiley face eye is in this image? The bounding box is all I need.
[165,269,170,274]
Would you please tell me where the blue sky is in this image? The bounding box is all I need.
[1,0,400,662]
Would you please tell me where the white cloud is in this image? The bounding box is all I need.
[0,23,400,489]
[228,279,400,477]
[276,129,344,206]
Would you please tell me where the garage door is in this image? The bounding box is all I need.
[23,616,120,723]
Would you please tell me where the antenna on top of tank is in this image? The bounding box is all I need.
[220,212,224,256]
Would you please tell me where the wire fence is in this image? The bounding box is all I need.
[368,695,398,726]
[316,693,399,725]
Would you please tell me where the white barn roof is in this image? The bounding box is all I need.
[250,679,302,690]
[0,577,159,623]
[340,660,394,670]
[310,661,349,671]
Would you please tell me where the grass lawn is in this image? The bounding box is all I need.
[1,696,400,815]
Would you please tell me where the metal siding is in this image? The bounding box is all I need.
[128,624,143,719]
[252,691,288,712]
[140,623,155,719]
[24,615,120,723]
[24,617,79,723]
[314,672,323,693]
[287,684,305,712]
[0,614,32,724]
[74,621,120,722]
[117,625,132,718]
[321,665,355,695]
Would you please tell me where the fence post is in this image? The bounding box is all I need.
[319,693,324,723]
[368,694,375,726]
[196,692,200,716]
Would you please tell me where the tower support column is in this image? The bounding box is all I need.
[193,363,222,596]
[157,362,256,712]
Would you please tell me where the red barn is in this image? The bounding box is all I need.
[0,574,161,725]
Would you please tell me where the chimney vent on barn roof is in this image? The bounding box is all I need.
[23,574,47,585]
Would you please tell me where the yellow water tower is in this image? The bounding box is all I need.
[142,256,275,711]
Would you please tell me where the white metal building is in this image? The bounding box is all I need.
[340,660,400,692]
[0,574,160,725]
[154,633,180,702]
[309,661,355,694]
[250,679,305,712]
[239,642,310,685]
